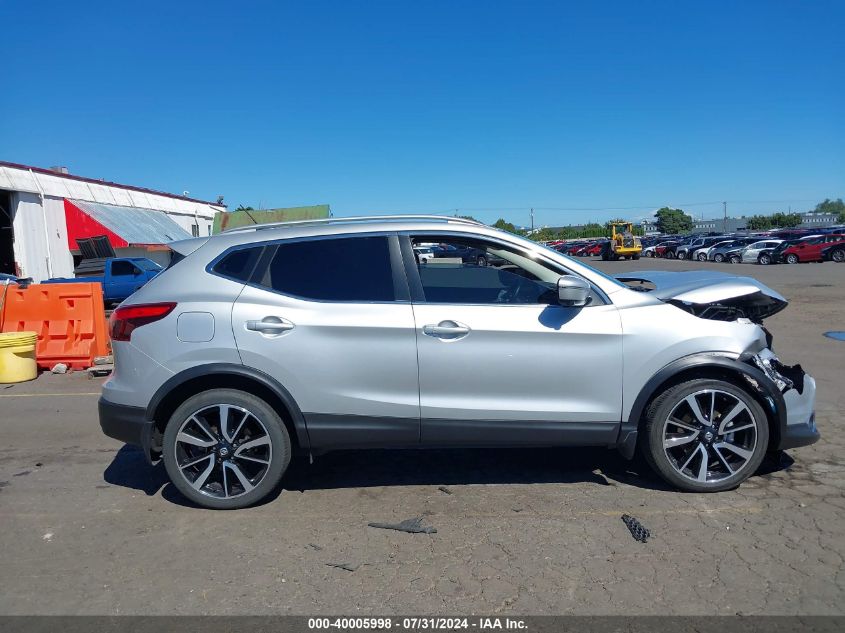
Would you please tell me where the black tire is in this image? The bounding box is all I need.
[785,253,799,264]
[664,251,675,259]
[645,250,654,258]
[758,253,772,265]
[714,253,725,263]
[729,255,741,264]
[831,248,845,263]
[696,252,707,261]
[632,253,640,260]
[162,389,291,510]
[640,379,769,493]
[476,255,488,267]
[677,250,687,260]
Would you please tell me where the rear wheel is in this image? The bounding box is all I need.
[729,255,741,264]
[758,253,772,265]
[162,389,291,509]
[714,253,725,263]
[831,248,845,263]
[786,253,799,264]
[632,253,640,260]
[645,250,654,258]
[640,379,769,492]
[677,251,687,260]
[476,255,488,267]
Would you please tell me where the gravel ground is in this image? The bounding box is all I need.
[0,258,843,615]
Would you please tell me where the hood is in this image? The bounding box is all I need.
[614,270,787,322]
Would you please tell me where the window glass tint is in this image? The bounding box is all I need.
[412,237,561,305]
[262,236,394,302]
[111,260,139,276]
[214,247,262,282]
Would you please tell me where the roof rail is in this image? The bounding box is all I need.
[221,214,485,234]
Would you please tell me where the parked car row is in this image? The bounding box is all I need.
[649,233,845,265]
[549,226,845,266]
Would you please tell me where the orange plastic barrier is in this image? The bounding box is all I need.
[0,282,110,370]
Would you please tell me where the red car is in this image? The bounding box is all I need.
[655,241,679,258]
[780,234,845,263]
[582,241,606,256]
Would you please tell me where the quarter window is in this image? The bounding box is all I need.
[214,246,263,282]
[259,236,395,302]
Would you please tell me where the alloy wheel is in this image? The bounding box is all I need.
[786,254,799,264]
[832,249,845,263]
[662,389,758,484]
[173,404,272,499]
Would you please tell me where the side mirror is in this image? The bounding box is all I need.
[557,276,590,307]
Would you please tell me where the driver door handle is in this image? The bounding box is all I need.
[422,320,471,339]
[246,316,295,334]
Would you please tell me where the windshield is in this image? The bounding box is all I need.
[533,241,627,289]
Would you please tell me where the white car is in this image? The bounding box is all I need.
[99,215,818,509]
[694,240,734,261]
[740,240,784,264]
[413,246,438,262]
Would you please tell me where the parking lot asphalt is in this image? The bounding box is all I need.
[1,258,843,615]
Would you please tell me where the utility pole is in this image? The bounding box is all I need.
[723,201,727,233]
[530,208,535,232]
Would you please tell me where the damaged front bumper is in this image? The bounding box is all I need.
[747,350,819,450]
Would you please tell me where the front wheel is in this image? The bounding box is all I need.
[677,251,687,260]
[729,255,741,264]
[785,253,799,264]
[162,389,291,509]
[640,379,769,492]
[714,253,725,263]
[645,250,654,258]
[697,252,708,261]
[476,255,488,267]
[758,253,772,265]
[832,248,845,263]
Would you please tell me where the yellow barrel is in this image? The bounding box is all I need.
[0,331,38,383]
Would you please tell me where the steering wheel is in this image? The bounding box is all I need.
[497,275,528,303]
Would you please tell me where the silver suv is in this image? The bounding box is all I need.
[99,216,818,509]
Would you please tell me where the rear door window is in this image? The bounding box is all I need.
[257,236,395,302]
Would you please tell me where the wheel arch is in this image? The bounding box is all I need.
[616,354,786,459]
[146,363,311,456]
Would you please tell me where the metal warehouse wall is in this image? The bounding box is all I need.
[1,163,224,281]
[11,193,74,281]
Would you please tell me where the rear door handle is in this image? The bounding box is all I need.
[422,320,471,339]
[245,316,295,335]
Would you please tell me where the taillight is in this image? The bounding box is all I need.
[110,302,176,342]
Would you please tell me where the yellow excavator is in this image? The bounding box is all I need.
[601,222,642,261]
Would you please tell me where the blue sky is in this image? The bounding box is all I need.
[2,0,843,226]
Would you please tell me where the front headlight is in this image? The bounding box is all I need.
[751,350,794,392]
